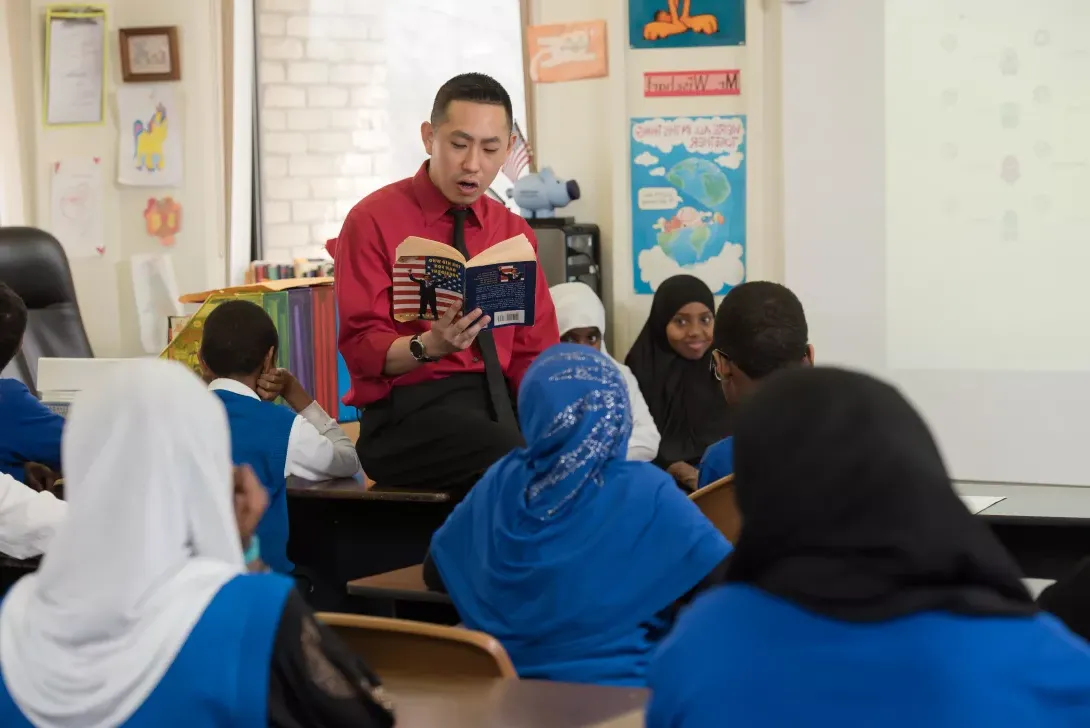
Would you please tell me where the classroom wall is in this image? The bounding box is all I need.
[4,0,227,358]
[528,0,784,357]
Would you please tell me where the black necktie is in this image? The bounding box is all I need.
[449,208,518,430]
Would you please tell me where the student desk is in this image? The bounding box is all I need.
[385,676,646,728]
[956,482,1090,580]
[347,563,458,623]
[287,476,455,611]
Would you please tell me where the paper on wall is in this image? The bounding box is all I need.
[117,85,183,187]
[45,10,107,125]
[130,253,184,355]
[49,158,105,258]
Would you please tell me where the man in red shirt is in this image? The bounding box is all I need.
[331,73,559,493]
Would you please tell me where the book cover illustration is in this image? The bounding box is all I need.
[392,255,465,323]
[391,234,537,329]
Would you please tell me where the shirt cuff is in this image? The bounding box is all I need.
[298,401,339,435]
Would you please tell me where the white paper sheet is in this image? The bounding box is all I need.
[46,14,106,125]
[959,495,1005,515]
[117,85,183,187]
[49,158,105,258]
[130,253,183,354]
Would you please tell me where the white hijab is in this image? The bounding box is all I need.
[551,281,610,353]
[0,359,245,728]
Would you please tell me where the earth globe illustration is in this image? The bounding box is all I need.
[654,158,731,266]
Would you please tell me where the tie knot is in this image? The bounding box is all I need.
[449,207,469,222]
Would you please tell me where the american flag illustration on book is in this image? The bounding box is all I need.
[392,256,464,322]
[391,234,540,329]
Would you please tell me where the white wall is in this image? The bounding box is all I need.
[529,0,783,357]
[6,0,227,357]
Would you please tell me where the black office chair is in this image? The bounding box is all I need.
[0,227,93,392]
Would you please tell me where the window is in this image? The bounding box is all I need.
[252,0,530,262]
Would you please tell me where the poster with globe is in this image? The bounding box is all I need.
[629,115,746,295]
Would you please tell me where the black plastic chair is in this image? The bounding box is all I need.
[0,227,93,392]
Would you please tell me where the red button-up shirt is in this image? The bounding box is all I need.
[331,163,559,408]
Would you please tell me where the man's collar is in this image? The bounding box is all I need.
[411,162,487,227]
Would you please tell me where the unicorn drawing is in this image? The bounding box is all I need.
[133,103,168,172]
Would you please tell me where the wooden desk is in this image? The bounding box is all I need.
[956,482,1090,579]
[348,564,451,604]
[385,677,646,728]
[287,477,457,611]
[287,476,451,503]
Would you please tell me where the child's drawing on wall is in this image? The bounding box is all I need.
[117,85,183,186]
[134,104,168,172]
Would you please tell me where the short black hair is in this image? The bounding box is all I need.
[0,283,27,371]
[714,281,809,380]
[430,73,513,130]
[199,300,279,378]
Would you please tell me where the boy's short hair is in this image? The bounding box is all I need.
[0,282,28,371]
[200,300,279,378]
[714,281,809,380]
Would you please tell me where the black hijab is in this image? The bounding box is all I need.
[725,367,1036,622]
[624,275,733,466]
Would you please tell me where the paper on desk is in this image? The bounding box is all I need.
[959,495,1005,515]
[50,158,105,258]
[130,253,183,355]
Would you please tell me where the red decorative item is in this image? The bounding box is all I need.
[143,196,182,246]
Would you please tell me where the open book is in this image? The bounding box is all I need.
[392,234,537,328]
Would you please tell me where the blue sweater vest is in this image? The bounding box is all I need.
[213,390,298,574]
[0,573,295,727]
[0,378,64,484]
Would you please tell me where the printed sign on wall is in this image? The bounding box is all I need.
[644,70,740,97]
[630,116,747,295]
[526,20,608,83]
[629,0,745,49]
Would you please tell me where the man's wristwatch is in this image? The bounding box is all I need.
[409,334,440,363]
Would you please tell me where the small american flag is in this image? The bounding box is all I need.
[501,121,533,183]
[499,265,522,282]
[392,256,464,322]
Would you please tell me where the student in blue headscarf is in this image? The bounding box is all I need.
[647,367,1090,728]
[425,344,731,686]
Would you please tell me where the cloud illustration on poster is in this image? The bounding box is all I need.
[633,151,659,166]
[715,151,745,169]
[638,243,746,294]
[649,167,666,176]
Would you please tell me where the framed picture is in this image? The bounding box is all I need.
[119,26,180,82]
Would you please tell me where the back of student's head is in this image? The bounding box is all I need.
[0,282,28,371]
[715,281,808,379]
[199,300,279,378]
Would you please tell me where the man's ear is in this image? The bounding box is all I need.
[803,344,815,366]
[421,121,435,155]
[262,346,276,374]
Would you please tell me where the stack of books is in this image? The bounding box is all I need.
[162,277,354,422]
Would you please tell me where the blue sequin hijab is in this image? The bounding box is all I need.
[429,344,730,685]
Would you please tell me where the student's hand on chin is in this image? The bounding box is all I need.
[256,367,289,401]
[424,304,491,357]
[233,465,268,550]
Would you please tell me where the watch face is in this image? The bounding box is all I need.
[410,337,424,359]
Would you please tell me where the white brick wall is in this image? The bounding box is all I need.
[256,0,390,258]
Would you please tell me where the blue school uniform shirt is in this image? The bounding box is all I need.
[696,436,733,489]
[647,584,1090,728]
[0,379,64,484]
[0,572,294,727]
[213,390,297,574]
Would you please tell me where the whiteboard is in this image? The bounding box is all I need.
[781,0,1090,486]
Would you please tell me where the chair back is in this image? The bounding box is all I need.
[317,612,517,680]
[0,227,93,391]
[689,474,740,543]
